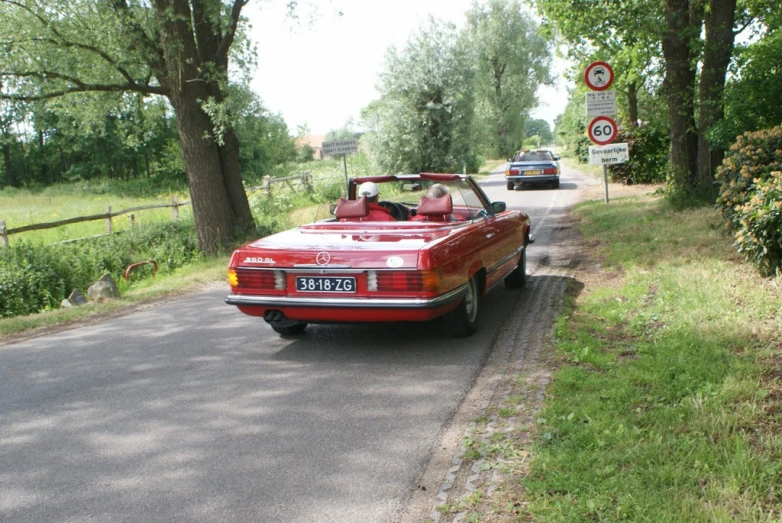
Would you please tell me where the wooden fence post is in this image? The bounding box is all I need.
[263,175,272,196]
[106,206,112,234]
[303,171,313,192]
[172,195,179,221]
[0,220,7,248]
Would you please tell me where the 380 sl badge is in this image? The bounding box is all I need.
[243,257,276,264]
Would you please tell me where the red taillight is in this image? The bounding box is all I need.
[544,168,558,174]
[505,168,520,176]
[233,268,277,289]
[375,271,440,292]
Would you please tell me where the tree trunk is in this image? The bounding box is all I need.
[696,0,736,200]
[169,88,236,255]
[149,0,252,254]
[2,130,14,187]
[627,81,639,126]
[217,129,254,234]
[662,0,700,192]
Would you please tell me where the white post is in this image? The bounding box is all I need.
[172,195,179,221]
[0,220,7,248]
[603,165,610,204]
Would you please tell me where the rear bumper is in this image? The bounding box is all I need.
[506,175,559,184]
[226,283,467,309]
[226,283,468,322]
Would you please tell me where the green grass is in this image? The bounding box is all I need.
[0,188,192,246]
[519,195,782,521]
[0,256,229,339]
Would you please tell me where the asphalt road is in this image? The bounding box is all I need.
[0,163,596,523]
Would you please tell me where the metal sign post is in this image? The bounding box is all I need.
[584,60,624,204]
[342,154,348,194]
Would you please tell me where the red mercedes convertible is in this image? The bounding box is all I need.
[226,173,533,337]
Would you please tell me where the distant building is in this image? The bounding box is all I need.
[295,134,325,160]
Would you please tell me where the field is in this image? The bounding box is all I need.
[0,189,193,246]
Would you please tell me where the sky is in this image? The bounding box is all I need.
[244,0,572,136]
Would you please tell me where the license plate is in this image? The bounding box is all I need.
[523,170,541,176]
[295,276,356,293]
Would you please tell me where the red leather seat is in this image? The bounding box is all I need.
[335,197,369,220]
[415,194,452,222]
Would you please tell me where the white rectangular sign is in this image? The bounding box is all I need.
[322,139,358,156]
[589,143,629,165]
[585,91,616,117]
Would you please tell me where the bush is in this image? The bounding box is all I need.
[573,132,592,164]
[607,123,669,184]
[0,221,203,318]
[731,172,782,276]
[715,126,782,276]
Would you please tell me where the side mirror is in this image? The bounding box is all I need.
[554,156,561,160]
[492,202,506,213]
[528,234,536,244]
[507,158,513,162]
[329,203,337,215]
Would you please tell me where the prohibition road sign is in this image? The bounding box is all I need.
[588,116,618,145]
[584,61,614,91]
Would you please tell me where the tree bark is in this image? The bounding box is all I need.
[2,133,14,188]
[170,89,236,253]
[696,0,737,200]
[662,0,700,192]
[217,129,254,235]
[627,81,639,126]
[147,0,252,253]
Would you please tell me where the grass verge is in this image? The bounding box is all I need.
[508,194,781,521]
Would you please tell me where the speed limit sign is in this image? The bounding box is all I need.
[587,116,618,145]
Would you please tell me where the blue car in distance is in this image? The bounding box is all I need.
[505,150,560,190]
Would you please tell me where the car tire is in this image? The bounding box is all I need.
[270,322,308,335]
[443,276,479,338]
[504,247,527,288]
[553,178,560,189]
[507,181,514,191]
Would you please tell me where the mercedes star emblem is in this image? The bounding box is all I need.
[316,251,331,266]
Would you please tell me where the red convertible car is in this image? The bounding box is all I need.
[226,173,533,337]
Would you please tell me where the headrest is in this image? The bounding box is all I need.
[416,194,453,216]
[335,196,369,219]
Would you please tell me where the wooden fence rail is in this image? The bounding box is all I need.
[0,196,190,248]
[0,171,314,248]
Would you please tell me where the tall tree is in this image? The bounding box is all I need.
[362,17,477,174]
[536,0,662,127]
[0,0,255,253]
[695,0,737,198]
[661,0,701,190]
[525,118,554,145]
[663,0,744,200]
[465,0,551,157]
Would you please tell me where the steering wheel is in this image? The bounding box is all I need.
[378,201,407,221]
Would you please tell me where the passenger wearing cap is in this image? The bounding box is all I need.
[357,181,396,221]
